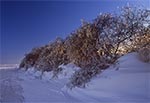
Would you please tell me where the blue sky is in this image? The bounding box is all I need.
[1,0,149,64]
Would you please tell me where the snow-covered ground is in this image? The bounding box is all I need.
[0,69,24,103]
[63,52,150,103]
[0,64,18,69]
[0,52,150,103]
[17,63,79,102]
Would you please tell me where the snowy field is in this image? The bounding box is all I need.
[0,52,150,103]
[0,64,18,69]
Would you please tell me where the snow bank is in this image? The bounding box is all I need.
[62,52,150,102]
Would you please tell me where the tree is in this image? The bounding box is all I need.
[19,6,150,88]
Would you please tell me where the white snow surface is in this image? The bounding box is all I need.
[0,52,150,103]
[0,64,18,69]
[62,52,150,103]
[57,63,80,79]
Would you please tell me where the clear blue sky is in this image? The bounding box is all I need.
[1,0,149,64]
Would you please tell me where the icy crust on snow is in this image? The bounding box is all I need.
[62,52,150,102]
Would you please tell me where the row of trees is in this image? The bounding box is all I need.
[19,6,150,88]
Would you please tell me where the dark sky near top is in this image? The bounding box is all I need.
[0,0,149,64]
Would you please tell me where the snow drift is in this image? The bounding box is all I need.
[62,52,150,102]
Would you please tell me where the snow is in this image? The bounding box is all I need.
[0,64,18,69]
[18,72,73,102]
[62,52,150,102]
[57,63,81,79]
[42,71,53,81]
[25,67,36,74]
[0,69,24,103]
[0,52,150,103]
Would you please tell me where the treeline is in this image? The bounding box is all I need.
[19,7,150,88]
